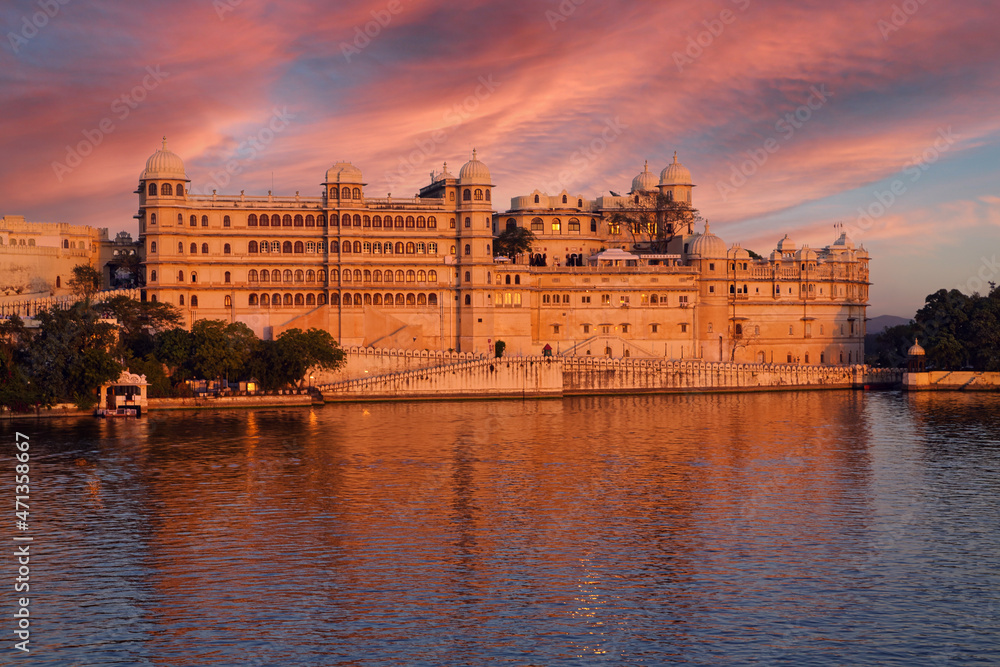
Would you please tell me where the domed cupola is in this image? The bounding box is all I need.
[660,151,693,186]
[459,149,492,183]
[687,222,727,259]
[142,137,188,180]
[631,160,659,193]
[907,339,926,357]
[325,162,364,184]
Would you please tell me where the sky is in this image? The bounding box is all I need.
[2,0,998,317]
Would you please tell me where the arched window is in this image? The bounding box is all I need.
[450,245,457,255]
[305,214,315,227]
[260,269,270,282]
[353,269,362,282]
[464,244,471,255]
[353,187,361,199]
[225,295,232,307]
[465,217,471,228]
[190,215,197,227]
[191,296,198,307]
[249,294,259,306]
[429,294,438,306]
[383,242,392,255]
[178,213,183,225]
[428,216,437,229]
[363,270,371,282]
[249,214,258,227]
[405,242,415,254]
[429,243,438,254]
[282,241,292,253]
[261,294,270,306]
[294,241,304,253]
[464,271,471,282]
[330,213,339,227]
[417,293,427,306]
[260,214,270,227]
[395,242,404,254]
[201,215,208,227]
[273,293,282,306]
[220,215,230,228]
[505,275,511,285]
[562,194,568,204]
[318,294,328,305]
[341,187,350,200]
[591,219,598,233]
[449,191,455,201]
[396,294,405,306]
[330,187,339,200]
[406,294,416,306]
[179,295,185,306]
[395,216,404,229]
[224,243,231,254]
[283,293,292,306]
[318,270,327,282]
[283,269,292,282]
[342,269,352,282]
[515,275,521,285]
[224,271,231,284]
[372,215,382,228]
[373,294,383,305]
[306,270,315,282]
[363,215,371,227]
[306,294,316,305]
[318,214,327,227]
[474,189,484,201]
[201,243,209,254]
[190,243,197,254]
[283,215,292,227]
[249,241,258,253]
[148,183,157,196]
[176,184,184,196]
[191,272,198,283]
[465,295,472,305]
[384,271,394,283]
[178,242,184,253]
[395,270,405,282]
[294,214,303,227]
[407,270,416,282]
[353,241,361,253]
[416,216,426,228]
[405,216,415,228]
[551,220,561,232]
[568,218,580,232]
[294,293,304,306]
[428,270,438,283]
[531,218,544,231]
[249,270,259,282]
[463,189,472,201]
[150,241,157,253]
[150,213,157,226]
[373,270,383,282]
[150,270,157,282]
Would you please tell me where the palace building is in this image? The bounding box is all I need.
[137,140,869,364]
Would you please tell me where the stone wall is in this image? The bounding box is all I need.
[148,394,314,410]
[904,371,1000,391]
[318,350,903,401]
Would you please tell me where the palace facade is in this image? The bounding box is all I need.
[137,141,869,364]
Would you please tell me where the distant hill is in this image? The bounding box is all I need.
[867,315,911,334]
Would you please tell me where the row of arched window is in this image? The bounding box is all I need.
[246,292,439,307]
[148,183,184,197]
[249,293,328,307]
[249,269,328,283]
[462,189,490,202]
[249,240,326,254]
[529,218,584,232]
[329,187,362,200]
[340,269,438,283]
[244,240,443,255]
[243,213,442,229]
[155,242,234,255]
[338,293,438,307]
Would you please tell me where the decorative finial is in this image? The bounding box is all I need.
[472,148,478,160]
[162,136,167,150]
[443,161,448,171]
[644,159,649,172]
[705,221,711,234]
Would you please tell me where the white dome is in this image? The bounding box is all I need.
[142,138,187,180]
[326,162,363,183]
[660,151,693,186]
[728,245,751,260]
[776,234,797,253]
[795,246,818,261]
[688,223,726,258]
[459,149,491,183]
[631,161,659,192]
[908,339,926,356]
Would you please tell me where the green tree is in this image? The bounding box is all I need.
[25,302,122,408]
[188,320,257,383]
[607,194,703,253]
[0,316,38,412]
[68,264,102,302]
[249,328,346,390]
[154,328,194,381]
[97,295,181,360]
[494,226,536,259]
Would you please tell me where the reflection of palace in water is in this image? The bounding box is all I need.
[136,141,869,364]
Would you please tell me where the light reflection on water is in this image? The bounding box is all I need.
[3,391,999,665]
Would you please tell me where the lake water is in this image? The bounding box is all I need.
[2,391,999,665]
